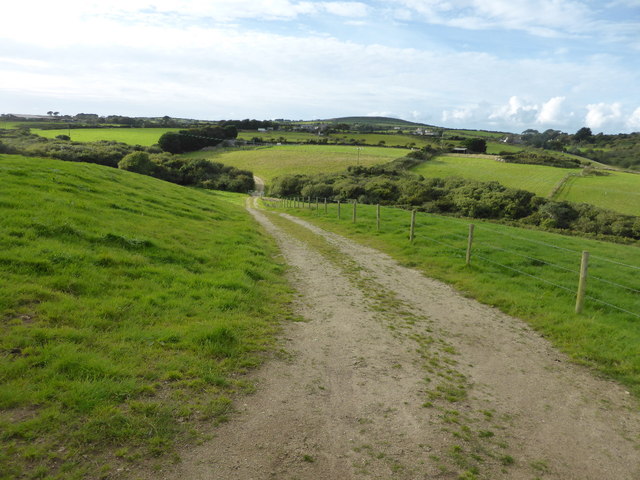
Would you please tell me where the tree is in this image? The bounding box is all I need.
[118,151,157,175]
[158,132,183,153]
[574,127,593,142]
[463,138,487,153]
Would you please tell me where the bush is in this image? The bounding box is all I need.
[118,152,157,175]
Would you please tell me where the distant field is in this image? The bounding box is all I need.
[181,145,404,182]
[328,133,435,148]
[237,131,319,143]
[33,127,179,145]
[557,171,640,216]
[238,130,437,148]
[412,154,569,197]
[1,122,27,129]
[444,129,505,139]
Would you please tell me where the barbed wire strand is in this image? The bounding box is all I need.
[472,253,577,294]
[420,234,466,253]
[584,295,640,319]
[417,220,638,294]
[473,241,581,275]
[474,223,640,271]
[588,275,640,295]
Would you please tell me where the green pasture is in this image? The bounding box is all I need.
[557,171,640,216]
[33,128,180,146]
[0,155,291,479]
[270,199,640,398]
[444,129,505,139]
[1,122,28,129]
[181,145,403,183]
[238,130,437,148]
[328,133,435,148]
[412,154,569,197]
[237,130,319,143]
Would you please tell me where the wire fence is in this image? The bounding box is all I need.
[269,196,639,320]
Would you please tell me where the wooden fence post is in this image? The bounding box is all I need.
[324,198,328,214]
[308,196,311,209]
[409,209,416,242]
[466,224,475,265]
[352,200,357,223]
[575,251,590,314]
[376,204,380,232]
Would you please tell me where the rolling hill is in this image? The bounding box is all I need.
[0,154,291,478]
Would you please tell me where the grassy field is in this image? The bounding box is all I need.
[411,155,640,215]
[32,128,180,146]
[443,129,505,139]
[181,145,404,182]
[412,154,569,197]
[556,171,640,217]
[269,199,640,398]
[0,155,292,479]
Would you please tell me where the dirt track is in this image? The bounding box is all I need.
[147,199,640,479]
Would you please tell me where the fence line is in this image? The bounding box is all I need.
[472,241,580,275]
[274,197,638,319]
[479,223,640,272]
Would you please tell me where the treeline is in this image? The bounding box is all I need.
[218,119,278,130]
[269,155,640,241]
[499,151,583,169]
[0,129,254,193]
[520,128,640,170]
[118,152,254,192]
[158,126,238,154]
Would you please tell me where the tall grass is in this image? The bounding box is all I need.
[274,200,640,397]
[0,155,292,478]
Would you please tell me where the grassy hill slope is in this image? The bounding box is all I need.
[180,145,403,183]
[556,171,640,216]
[0,155,291,479]
[412,154,569,197]
[412,154,640,216]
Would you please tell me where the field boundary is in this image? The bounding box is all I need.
[266,197,639,321]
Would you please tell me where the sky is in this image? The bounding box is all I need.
[1,0,639,134]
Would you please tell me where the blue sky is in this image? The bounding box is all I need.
[1,0,639,133]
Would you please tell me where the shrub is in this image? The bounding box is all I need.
[118,152,157,175]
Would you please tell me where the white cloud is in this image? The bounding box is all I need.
[319,2,369,17]
[626,107,640,130]
[536,96,568,124]
[585,102,623,129]
[442,105,479,123]
[489,96,538,124]
[389,0,593,36]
